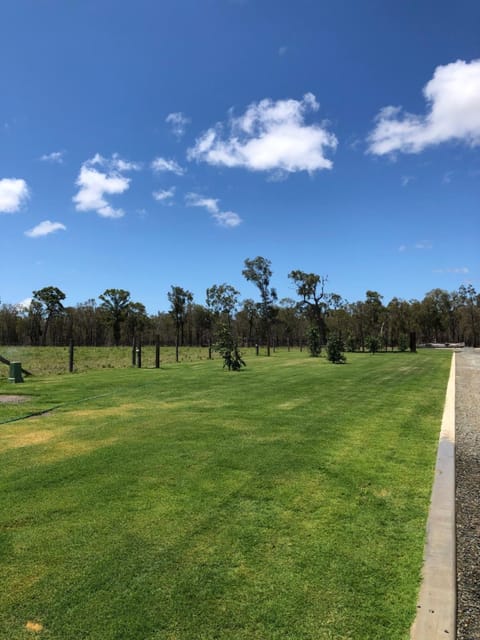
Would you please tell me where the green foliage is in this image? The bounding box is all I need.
[99,288,132,346]
[345,333,357,352]
[398,333,409,352]
[242,256,277,355]
[365,334,381,354]
[326,333,347,363]
[214,323,246,371]
[206,283,239,319]
[307,326,321,357]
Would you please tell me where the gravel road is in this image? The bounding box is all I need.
[455,349,480,640]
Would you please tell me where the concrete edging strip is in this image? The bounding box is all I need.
[411,352,456,639]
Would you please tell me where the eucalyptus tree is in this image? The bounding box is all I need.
[168,285,193,362]
[458,284,479,346]
[363,290,386,348]
[206,283,240,325]
[99,288,132,346]
[288,270,329,350]
[236,299,258,347]
[126,302,148,344]
[242,257,277,356]
[32,286,66,345]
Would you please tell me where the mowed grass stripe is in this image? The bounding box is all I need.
[0,350,451,639]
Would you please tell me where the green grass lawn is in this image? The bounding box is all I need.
[0,350,451,639]
[0,345,214,378]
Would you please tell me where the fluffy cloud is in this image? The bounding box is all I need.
[40,151,65,163]
[368,59,480,155]
[151,157,185,175]
[187,93,337,175]
[153,187,175,202]
[185,192,242,228]
[25,220,66,238]
[166,112,190,138]
[0,178,29,213]
[73,154,135,218]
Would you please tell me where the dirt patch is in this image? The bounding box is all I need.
[0,395,31,404]
[25,620,43,632]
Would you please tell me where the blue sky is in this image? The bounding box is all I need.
[1,0,479,313]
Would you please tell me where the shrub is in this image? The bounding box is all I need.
[326,334,346,364]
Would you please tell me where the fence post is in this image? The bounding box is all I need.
[155,335,160,368]
[137,340,142,368]
[69,339,74,373]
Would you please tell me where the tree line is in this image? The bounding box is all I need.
[1,257,479,351]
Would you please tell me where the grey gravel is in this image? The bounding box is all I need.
[455,349,480,640]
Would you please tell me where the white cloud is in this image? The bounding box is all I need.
[73,154,135,218]
[415,241,432,250]
[185,193,219,213]
[151,156,185,175]
[153,187,175,202]
[111,153,141,172]
[401,175,415,187]
[212,211,241,227]
[187,92,337,175]
[368,59,480,155]
[398,244,407,252]
[166,112,190,138]
[17,297,32,311]
[25,220,66,238]
[185,192,242,228]
[433,267,470,274]
[0,178,29,213]
[40,151,65,163]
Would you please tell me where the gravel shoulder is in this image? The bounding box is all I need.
[455,349,480,640]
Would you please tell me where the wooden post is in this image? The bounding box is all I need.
[255,343,259,356]
[155,335,160,369]
[69,339,74,373]
[132,337,136,366]
[137,340,142,368]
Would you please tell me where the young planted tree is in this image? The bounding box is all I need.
[242,256,277,356]
[307,327,321,357]
[326,333,347,363]
[32,286,66,346]
[168,286,193,362]
[206,283,240,356]
[214,323,246,371]
[99,289,132,346]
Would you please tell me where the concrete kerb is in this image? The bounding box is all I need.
[411,352,456,639]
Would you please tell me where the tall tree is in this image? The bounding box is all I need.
[458,284,479,346]
[242,257,277,356]
[32,286,66,346]
[288,270,329,349]
[236,299,258,347]
[99,289,131,346]
[206,284,240,326]
[168,286,193,362]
